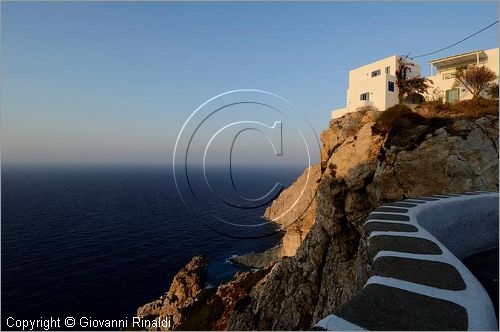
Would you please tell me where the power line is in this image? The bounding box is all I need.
[412,20,499,59]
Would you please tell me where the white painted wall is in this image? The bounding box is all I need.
[425,48,499,103]
[416,195,499,258]
[332,55,421,119]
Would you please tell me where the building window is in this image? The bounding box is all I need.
[385,66,390,74]
[445,88,460,104]
[388,81,395,92]
[371,70,381,77]
[360,92,370,101]
[443,72,456,80]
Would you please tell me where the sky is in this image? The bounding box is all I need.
[2,1,498,166]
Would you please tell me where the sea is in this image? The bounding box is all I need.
[1,165,304,329]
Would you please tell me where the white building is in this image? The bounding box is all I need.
[426,48,499,103]
[332,48,499,119]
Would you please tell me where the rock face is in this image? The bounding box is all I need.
[227,110,499,330]
[137,255,209,330]
[229,164,321,268]
[137,256,270,331]
[264,164,321,257]
[229,245,281,269]
[139,109,499,330]
[370,116,499,201]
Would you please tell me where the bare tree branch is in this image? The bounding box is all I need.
[454,66,497,100]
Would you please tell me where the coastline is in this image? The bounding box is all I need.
[228,245,282,269]
[135,107,499,330]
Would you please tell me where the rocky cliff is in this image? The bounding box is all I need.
[231,164,321,268]
[136,255,271,330]
[138,108,499,330]
[136,255,209,330]
[263,164,321,257]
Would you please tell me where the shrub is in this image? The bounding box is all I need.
[416,101,443,118]
[416,97,498,119]
[428,87,444,104]
[420,87,445,117]
[373,99,498,149]
[457,98,498,118]
[431,98,498,119]
[372,104,425,135]
[355,105,379,113]
[373,104,451,151]
[487,83,499,100]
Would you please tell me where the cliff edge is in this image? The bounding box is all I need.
[138,107,499,330]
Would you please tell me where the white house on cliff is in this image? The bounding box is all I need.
[331,48,499,119]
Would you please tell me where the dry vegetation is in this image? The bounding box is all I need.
[373,98,498,136]
[371,98,498,151]
[372,104,427,135]
[417,98,499,119]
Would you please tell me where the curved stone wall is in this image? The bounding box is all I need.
[315,191,499,331]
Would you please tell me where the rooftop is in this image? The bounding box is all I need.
[428,50,487,68]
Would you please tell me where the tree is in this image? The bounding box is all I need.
[486,82,499,100]
[453,66,497,100]
[395,56,432,104]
